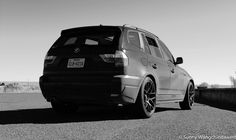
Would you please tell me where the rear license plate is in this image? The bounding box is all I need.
[67,58,85,68]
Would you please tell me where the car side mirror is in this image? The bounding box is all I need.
[175,57,183,65]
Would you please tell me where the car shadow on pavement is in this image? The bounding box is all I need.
[0,106,180,124]
[155,107,180,112]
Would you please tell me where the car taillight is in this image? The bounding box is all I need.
[44,55,56,66]
[99,51,128,67]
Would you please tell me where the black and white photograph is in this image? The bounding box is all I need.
[0,0,236,139]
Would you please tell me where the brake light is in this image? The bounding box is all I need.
[99,51,128,67]
[44,55,56,66]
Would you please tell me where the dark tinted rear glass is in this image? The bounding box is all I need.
[53,27,121,48]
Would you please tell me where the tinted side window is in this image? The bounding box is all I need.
[146,36,162,58]
[128,31,141,48]
[159,40,174,63]
[146,36,158,47]
[141,34,151,54]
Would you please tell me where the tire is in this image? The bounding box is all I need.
[135,77,156,118]
[51,102,78,113]
[179,82,195,110]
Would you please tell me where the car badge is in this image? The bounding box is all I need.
[74,48,80,53]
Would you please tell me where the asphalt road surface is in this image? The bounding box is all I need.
[0,93,236,140]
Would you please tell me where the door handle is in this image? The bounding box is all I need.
[171,68,175,73]
[152,64,157,69]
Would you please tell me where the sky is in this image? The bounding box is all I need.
[0,0,236,85]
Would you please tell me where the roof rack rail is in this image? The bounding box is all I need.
[137,27,159,39]
[122,24,159,38]
[122,24,138,29]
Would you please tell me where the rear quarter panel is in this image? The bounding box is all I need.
[121,29,148,82]
[121,28,160,84]
[120,29,161,101]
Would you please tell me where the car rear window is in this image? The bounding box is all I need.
[53,28,121,48]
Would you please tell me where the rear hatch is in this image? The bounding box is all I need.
[44,26,123,79]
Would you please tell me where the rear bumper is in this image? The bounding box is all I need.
[39,75,141,105]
